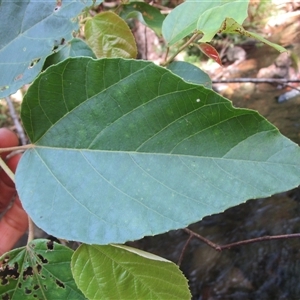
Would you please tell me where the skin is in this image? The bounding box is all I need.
[0,128,28,256]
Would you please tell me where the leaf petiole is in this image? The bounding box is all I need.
[0,156,15,182]
[0,144,33,154]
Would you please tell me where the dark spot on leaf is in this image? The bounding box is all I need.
[0,85,9,92]
[29,58,41,69]
[18,282,22,288]
[25,287,32,294]
[23,266,33,280]
[2,256,9,264]
[37,254,48,264]
[52,44,59,52]
[54,1,61,12]
[14,74,23,81]
[36,264,42,274]
[0,262,20,284]
[47,240,54,250]
[43,284,47,290]
[2,293,10,300]
[55,279,65,289]
[33,284,39,290]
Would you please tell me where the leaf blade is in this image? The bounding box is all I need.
[0,0,99,98]
[0,239,85,300]
[71,244,191,300]
[85,11,137,58]
[167,61,212,88]
[16,57,300,244]
[120,2,165,36]
[162,0,249,45]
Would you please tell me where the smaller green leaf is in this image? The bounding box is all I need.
[0,239,85,300]
[223,18,286,53]
[44,38,96,69]
[120,2,165,36]
[162,0,249,45]
[85,11,137,58]
[167,61,212,88]
[71,244,191,300]
[196,1,249,43]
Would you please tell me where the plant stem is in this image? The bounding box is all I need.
[27,217,35,244]
[0,144,33,154]
[219,233,300,250]
[184,228,221,251]
[0,157,15,182]
[177,233,193,267]
[5,97,27,145]
[161,32,202,67]
[184,228,300,252]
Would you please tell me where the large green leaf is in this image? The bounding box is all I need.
[71,244,190,300]
[120,2,165,36]
[162,0,249,45]
[0,239,85,300]
[16,57,300,245]
[85,11,137,58]
[0,0,99,98]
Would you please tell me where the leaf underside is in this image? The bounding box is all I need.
[16,57,300,245]
[0,0,97,98]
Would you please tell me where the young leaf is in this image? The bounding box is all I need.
[85,11,137,58]
[16,57,300,245]
[0,239,85,300]
[162,0,249,45]
[222,18,286,53]
[197,43,222,66]
[0,0,100,98]
[167,61,212,88]
[120,2,165,36]
[71,244,191,300]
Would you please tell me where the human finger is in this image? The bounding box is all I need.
[0,196,28,256]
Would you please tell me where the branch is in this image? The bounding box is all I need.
[212,78,300,84]
[219,233,300,250]
[184,228,300,252]
[161,33,202,67]
[5,97,27,145]
[177,233,193,267]
[183,228,221,251]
